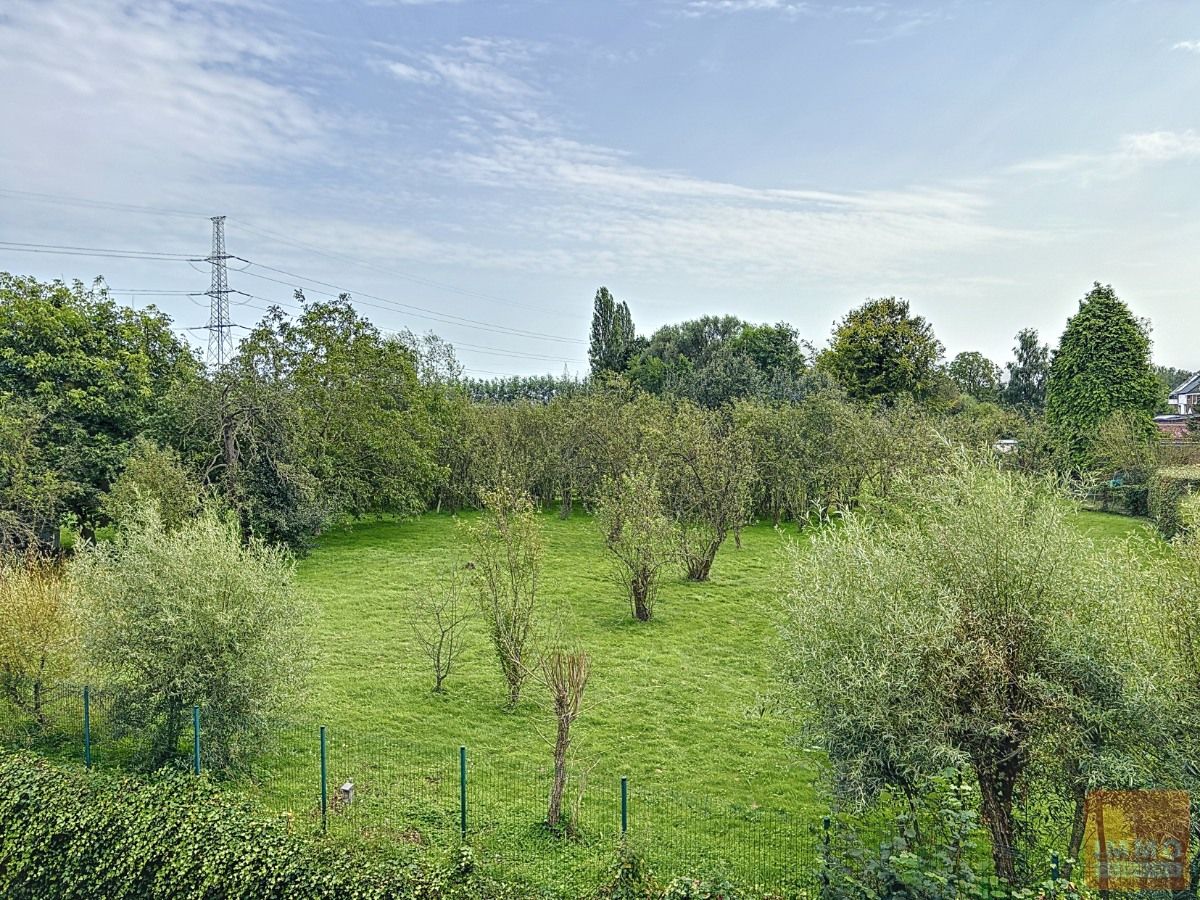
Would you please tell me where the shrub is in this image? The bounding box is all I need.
[1148,466,1200,538]
[0,750,518,899]
[75,507,306,771]
[100,437,202,532]
[0,555,80,727]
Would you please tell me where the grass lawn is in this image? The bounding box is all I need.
[238,507,1155,896]
[252,510,820,895]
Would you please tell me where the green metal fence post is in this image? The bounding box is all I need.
[319,725,328,833]
[621,776,628,835]
[83,685,92,770]
[821,815,831,892]
[1051,851,1060,900]
[459,745,467,841]
[192,705,201,775]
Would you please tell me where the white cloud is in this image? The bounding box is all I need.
[1013,130,1200,178]
[1172,40,1200,53]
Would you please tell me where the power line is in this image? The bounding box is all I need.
[0,187,206,219]
[230,257,585,345]
[0,240,196,260]
[228,217,573,320]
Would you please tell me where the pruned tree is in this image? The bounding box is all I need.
[77,506,305,770]
[465,480,542,707]
[0,554,79,728]
[653,403,753,581]
[542,648,590,833]
[780,453,1163,883]
[596,467,677,620]
[408,567,471,693]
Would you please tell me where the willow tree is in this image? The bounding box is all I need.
[781,454,1163,883]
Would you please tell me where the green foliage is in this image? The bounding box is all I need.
[237,296,443,521]
[781,454,1164,881]
[1002,328,1050,412]
[0,751,519,899]
[597,467,678,620]
[0,273,200,527]
[464,481,543,707]
[0,393,64,552]
[946,351,1002,403]
[100,436,202,532]
[817,298,943,405]
[1045,283,1160,468]
[822,772,985,900]
[0,556,79,728]
[1147,466,1200,538]
[628,315,810,407]
[651,403,753,581]
[590,287,638,377]
[76,507,306,770]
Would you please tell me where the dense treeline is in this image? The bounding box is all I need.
[1,273,1190,554]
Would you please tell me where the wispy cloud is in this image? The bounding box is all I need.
[1013,130,1200,178]
[1172,40,1200,54]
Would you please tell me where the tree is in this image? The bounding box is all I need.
[818,298,943,404]
[77,507,304,770]
[408,567,471,693]
[0,555,79,728]
[780,454,1161,882]
[465,481,542,707]
[0,273,200,529]
[100,437,202,532]
[1154,364,1194,413]
[596,468,678,620]
[1001,328,1050,412]
[653,404,753,581]
[588,287,636,376]
[1045,284,1160,468]
[236,296,442,520]
[946,351,1001,402]
[541,648,590,833]
[0,394,63,553]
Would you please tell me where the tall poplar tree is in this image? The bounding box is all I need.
[588,287,636,376]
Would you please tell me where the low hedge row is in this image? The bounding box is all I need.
[0,751,522,900]
[1148,466,1200,538]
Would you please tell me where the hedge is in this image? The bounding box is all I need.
[0,751,524,900]
[1148,466,1200,538]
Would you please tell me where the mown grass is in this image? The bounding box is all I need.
[242,507,1155,896]
[0,507,1157,896]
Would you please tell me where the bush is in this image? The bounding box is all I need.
[0,750,518,899]
[0,555,80,728]
[75,507,306,770]
[1148,466,1200,538]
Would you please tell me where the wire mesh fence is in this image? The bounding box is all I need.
[1,687,1195,899]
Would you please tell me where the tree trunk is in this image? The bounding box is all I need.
[631,569,652,621]
[978,762,1019,884]
[686,544,718,581]
[1063,767,1088,881]
[559,486,572,519]
[547,715,571,830]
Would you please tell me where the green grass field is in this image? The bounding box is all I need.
[235,507,1155,896]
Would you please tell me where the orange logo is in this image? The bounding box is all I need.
[1083,790,1191,891]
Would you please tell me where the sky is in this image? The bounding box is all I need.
[1,0,1198,378]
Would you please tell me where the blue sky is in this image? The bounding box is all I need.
[1,0,1199,377]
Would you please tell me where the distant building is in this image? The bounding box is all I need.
[1169,373,1200,415]
[1155,414,1196,439]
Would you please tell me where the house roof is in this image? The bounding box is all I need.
[1170,372,1200,397]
